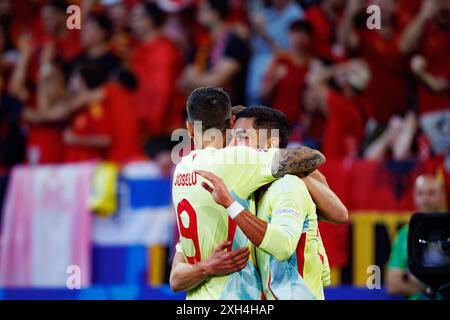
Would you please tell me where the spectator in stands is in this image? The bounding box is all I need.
[247,0,303,105]
[74,13,122,85]
[103,0,133,63]
[37,0,82,63]
[8,32,33,104]
[338,0,411,126]
[306,59,371,160]
[63,60,145,164]
[8,34,68,164]
[130,1,182,138]
[364,112,419,161]
[400,0,450,160]
[386,174,447,299]
[98,81,145,163]
[7,2,83,162]
[304,0,345,61]
[63,63,112,162]
[260,20,314,127]
[161,0,197,60]
[179,0,250,106]
[25,66,144,165]
[20,41,69,164]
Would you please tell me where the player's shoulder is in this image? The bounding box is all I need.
[178,148,211,164]
[217,145,254,154]
[217,146,276,160]
[215,145,264,162]
[176,148,225,176]
[268,174,307,194]
[174,151,199,175]
[272,174,305,187]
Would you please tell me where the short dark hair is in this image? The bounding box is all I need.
[75,63,108,89]
[87,13,113,40]
[236,106,290,148]
[207,0,229,20]
[289,19,314,36]
[187,86,232,131]
[47,0,69,13]
[231,105,246,116]
[143,2,167,28]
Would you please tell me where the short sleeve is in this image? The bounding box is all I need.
[269,175,311,218]
[387,225,409,270]
[175,240,183,253]
[317,230,331,287]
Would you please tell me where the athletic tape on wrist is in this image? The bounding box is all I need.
[226,201,244,219]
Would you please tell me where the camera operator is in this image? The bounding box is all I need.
[386,174,447,299]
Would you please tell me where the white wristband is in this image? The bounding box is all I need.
[226,201,244,219]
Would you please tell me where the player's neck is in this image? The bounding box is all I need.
[193,135,226,150]
[194,140,224,150]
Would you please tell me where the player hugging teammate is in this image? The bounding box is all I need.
[170,86,348,300]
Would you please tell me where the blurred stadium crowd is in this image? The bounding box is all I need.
[0,0,448,299]
[0,0,449,171]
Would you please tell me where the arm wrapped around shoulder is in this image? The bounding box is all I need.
[272,146,326,178]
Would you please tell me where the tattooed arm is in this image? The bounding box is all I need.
[273,148,347,224]
[271,146,326,178]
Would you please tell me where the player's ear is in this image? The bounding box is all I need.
[186,121,194,139]
[268,137,280,149]
[230,114,235,128]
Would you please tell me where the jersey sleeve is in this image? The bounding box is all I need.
[218,146,277,199]
[175,240,183,254]
[258,175,309,261]
[317,230,331,287]
[387,226,409,270]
